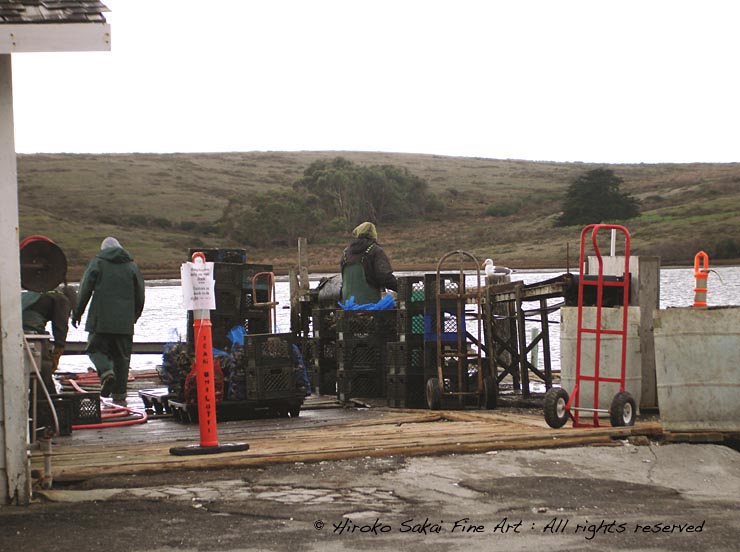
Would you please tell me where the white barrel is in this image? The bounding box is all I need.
[654,306,740,431]
[561,307,642,415]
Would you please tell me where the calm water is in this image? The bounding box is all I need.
[58,266,740,374]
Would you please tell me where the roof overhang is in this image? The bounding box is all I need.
[0,22,110,53]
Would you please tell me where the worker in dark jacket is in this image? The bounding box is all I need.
[22,285,77,393]
[340,222,397,305]
[72,237,145,404]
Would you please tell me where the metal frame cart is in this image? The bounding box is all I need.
[425,250,495,410]
[543,224,636,428]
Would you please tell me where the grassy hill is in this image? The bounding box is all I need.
[17,151,740,280]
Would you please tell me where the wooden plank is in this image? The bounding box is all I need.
[33,412,663,482]
[0,23,111,53]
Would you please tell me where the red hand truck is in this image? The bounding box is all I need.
[544,224,637,428]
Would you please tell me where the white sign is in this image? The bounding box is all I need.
[181,261,216,311]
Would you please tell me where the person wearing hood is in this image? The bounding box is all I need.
[72,237,145,404]
[22,284,78,393]
[340,222,397,305]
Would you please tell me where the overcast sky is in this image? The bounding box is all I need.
[9,0,740,163]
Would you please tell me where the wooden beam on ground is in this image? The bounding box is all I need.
[33,412,663,482]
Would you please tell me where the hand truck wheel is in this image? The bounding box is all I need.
[544,387,570,428]
[426,377,442,410]
[610,391,636,427]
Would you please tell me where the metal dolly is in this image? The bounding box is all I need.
[426,250,495,410]
[544,224,636,428]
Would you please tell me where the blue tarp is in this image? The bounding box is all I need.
[227,325,246,347]
[338,294,396,311]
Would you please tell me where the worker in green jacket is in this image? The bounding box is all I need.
[340,222,398,305]
[21,285,77,393]
[72,237,145,404]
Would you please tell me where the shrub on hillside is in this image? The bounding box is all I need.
[556,168,640,227]
[710,238,740,259]
[485,201,521,217]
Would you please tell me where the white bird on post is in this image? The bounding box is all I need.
[483,258,512,279]
[483,258,496,279]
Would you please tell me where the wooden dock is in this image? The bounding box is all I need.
[32,390,663,483]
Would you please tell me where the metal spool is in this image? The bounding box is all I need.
[19,235,67,292]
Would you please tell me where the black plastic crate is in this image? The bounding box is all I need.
[215,287,244,315]
[244,309,270,335]
[312,307,338,339]
[337,310,398,339]
[337,368,384,401]
[53,392,102,425]
[226,367,259,401]
[245,333,295,367]
[386,374,427,409]
[214,262,247,290]
[387,339,425,376]
[33,397,74,436]
[217,249,247,263]
[337,339,390,370]
[397,275,426,311]
[312,338,337,361]
[261,364,305,399]
[228,363,304,401]
[397,309,425,337]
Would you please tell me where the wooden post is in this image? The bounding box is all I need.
[540,298,553,390]
[515,284,530,398]
[298,237,310,292]
[289,268,300,334]
[0,54,29,505]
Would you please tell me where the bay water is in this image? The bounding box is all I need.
[58,266,740,374]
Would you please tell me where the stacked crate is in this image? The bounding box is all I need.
[387,276,427,408]
[185,248,274,350]
[244,333,306,400]
[336,310,398,402]
[311,307,339,395]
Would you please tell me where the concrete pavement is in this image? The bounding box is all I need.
[1,440,739,551]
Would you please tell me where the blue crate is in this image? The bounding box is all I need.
[423,312,465,342]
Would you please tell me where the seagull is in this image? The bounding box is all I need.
[482,258,512,278]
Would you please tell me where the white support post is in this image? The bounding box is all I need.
[0,54,28,505]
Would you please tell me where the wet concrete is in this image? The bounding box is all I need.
[2,441,739,551]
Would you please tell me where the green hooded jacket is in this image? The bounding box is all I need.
[74,246,145,335]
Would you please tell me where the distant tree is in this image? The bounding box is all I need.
[219,189,322,246]
[219,158,441,248]
[293,157,439,230]
[555,168,640,227]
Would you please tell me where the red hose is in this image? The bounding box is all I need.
[72,404,148,430]
[64,376,148,429]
